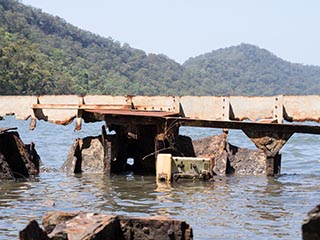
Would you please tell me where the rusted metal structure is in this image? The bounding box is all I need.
[1,95,320,176]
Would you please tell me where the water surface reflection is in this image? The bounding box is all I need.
[1,117,320,239]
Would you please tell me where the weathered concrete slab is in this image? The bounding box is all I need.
[33,95,79,125]
[0,96,35,120]
[284,95,320,122]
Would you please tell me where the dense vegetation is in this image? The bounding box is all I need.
[1,0,320,96]
[184,44,320,95]
[0,0,188,95]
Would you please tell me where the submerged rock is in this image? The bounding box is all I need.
[62,135,111,174]
[0,128,41,180]
[302,204,320,240]
[193,134,266,176]
[0,151,15,179]
[19,220,49,240]
[19,211,193,240]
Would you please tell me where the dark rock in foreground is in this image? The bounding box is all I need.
[0,128,41,180]
[19,211,193,240]
[302,204,320,240]
[19,220,49,240]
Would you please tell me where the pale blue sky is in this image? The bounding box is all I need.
[22,0,320,66]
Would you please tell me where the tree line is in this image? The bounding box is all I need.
[1,0,319,96]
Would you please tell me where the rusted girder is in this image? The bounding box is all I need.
[164,117,320,135]
[242,130,294,157]
[242,130,294,176]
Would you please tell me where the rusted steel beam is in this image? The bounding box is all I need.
[31,104,79,109]
[165,117,320,135]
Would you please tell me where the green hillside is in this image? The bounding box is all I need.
[0,0,188,95]
[1,0,320,96]
[183,44,320,95]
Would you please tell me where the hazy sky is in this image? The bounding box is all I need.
[22,0,320,66]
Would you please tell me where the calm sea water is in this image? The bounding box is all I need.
[1,116,320,239]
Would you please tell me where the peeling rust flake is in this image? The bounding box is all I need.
[50,116,76,126]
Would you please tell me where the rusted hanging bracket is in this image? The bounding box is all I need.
[242,130,294,176]
[74,96,85,131]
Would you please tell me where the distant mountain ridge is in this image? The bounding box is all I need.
[1,0,320,96]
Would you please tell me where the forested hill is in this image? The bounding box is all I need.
[0,0,187,95]
[1,0,320,96]
[183,44,320,95]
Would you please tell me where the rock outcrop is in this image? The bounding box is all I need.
[302,204,320,240]
[63,131,266,176]
[62,134,112,174]
[193,134,266,176]
[19,220,49,240]
[0,128,41,180]
[19,211,193,240]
